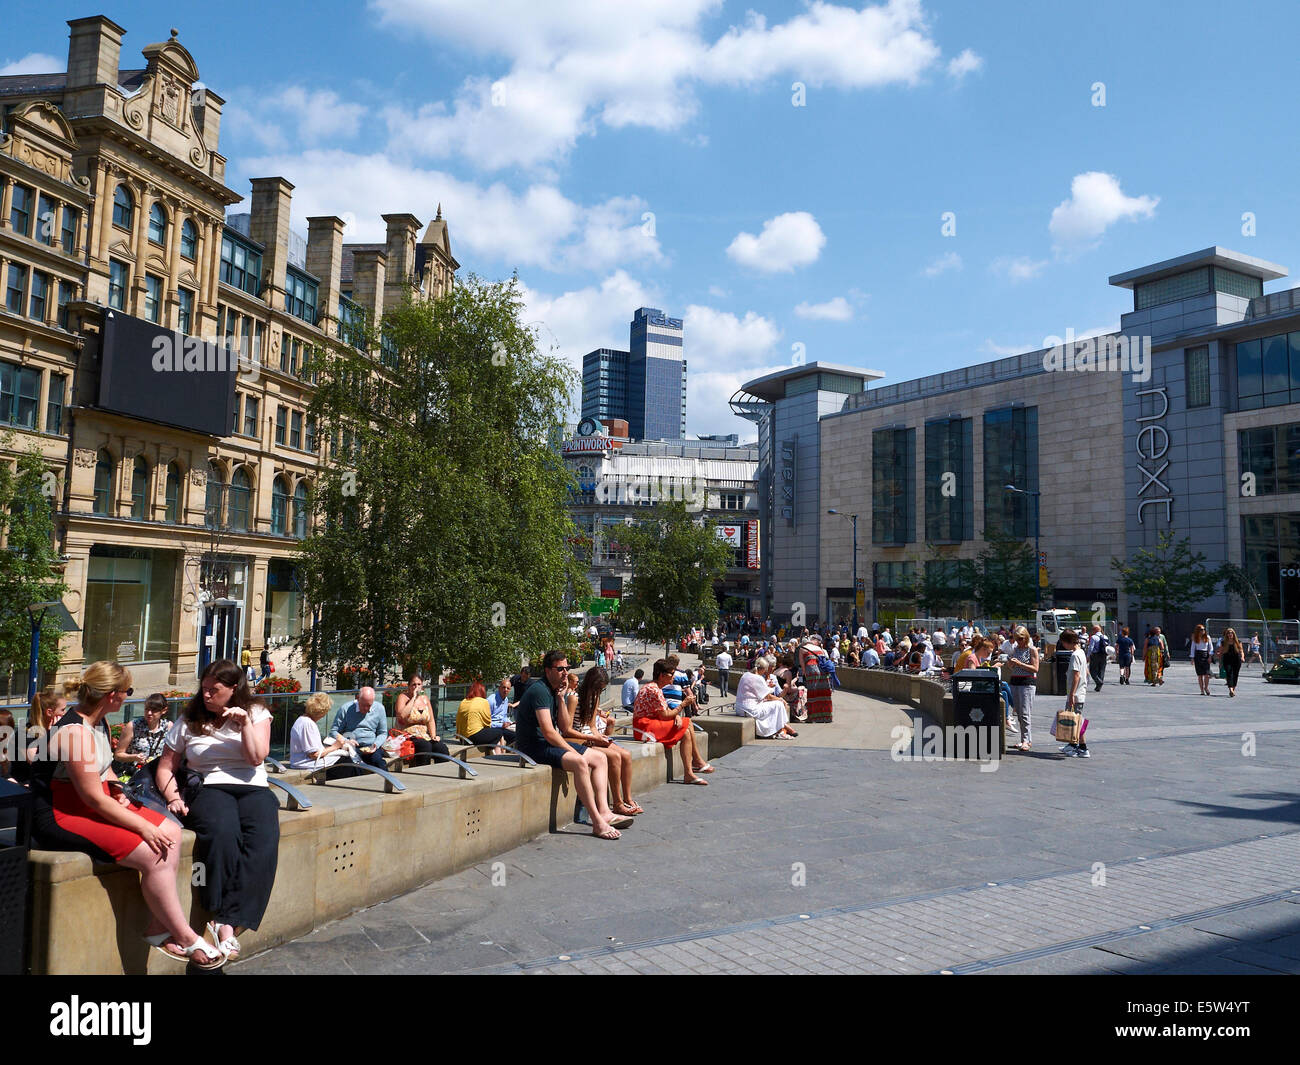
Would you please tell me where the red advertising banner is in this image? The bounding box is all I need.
[746,520,760,569]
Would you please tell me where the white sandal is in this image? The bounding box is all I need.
[145,932,225,970]
[207,920,242,962]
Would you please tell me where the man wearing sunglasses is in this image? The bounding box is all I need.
[512,650,629,841]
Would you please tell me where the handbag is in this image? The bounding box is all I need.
[383,729,415,760]
[1052,708,1081,744]
[123,757,202,825]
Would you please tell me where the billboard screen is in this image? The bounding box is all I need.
[98,312,239,438]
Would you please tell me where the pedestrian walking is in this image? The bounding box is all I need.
[1059,629,1090,758]
[715,647,733,698]
[1115,626,1134,684]
[1086,625,1108,691]
[1190,623,1214,696]
[1219,628,1245,697]
[1143,627,1168,686]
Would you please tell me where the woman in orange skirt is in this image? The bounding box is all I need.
[48,662,223,969]
[632,659,713,784]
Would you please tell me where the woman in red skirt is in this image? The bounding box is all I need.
[48,662,223,969]
[632,659,713,784]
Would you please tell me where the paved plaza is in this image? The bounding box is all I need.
[240,656,1300,975]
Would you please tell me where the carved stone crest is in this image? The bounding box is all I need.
[73,448,97,469]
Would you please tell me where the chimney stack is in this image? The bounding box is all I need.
[248,177,294,306]
[306,216,346,337]
[192,86,225,149]
[381,213,421,313]
[66,16,126,90]
[350,248,386,327]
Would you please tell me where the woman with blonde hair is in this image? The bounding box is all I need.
[290,691,357,773]
[1190,623,1214,696]
[1006,626,1040,752]
[1219,628,1244,698]
[44,662,224,968]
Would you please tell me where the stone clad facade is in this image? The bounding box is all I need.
[0,17,458,692]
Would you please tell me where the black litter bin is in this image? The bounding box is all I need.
[0,778,33,976]
[1054,649,1073,695]
[949,669,1004,760]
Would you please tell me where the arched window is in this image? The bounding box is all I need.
[292,481,309,538]
[112,185,133,230]
[228,467,251,532]
[130,456,148,519]
[164,463,181,523]
[93,450,113,515]
[147,203,167,245]
[204,461,224,528]
[180,218,197,260]
[271,476,289,535]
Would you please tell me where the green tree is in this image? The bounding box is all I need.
[295,275,578,685]
[973,534,1038,618]
[618,499,732,654]
[1111,531,1224,619]
[0,439,69,686]
[915,548,977,617]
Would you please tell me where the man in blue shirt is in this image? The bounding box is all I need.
[487,677,514,728]
[329,686,389,768]
[621,669,643,713]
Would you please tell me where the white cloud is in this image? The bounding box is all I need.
[225,87,367,151]
[726,212,825,273]
[683,305,782,365]
[703,0,941,88]
[1049,171,1159,254]
[0,53,61,76]
[687,365,781,439]
[922,250,962,277]
[990,255,1049,282]
[980,338,1033,357]
[707,285,729,299]
[371,0,973,170]
[794,296,853,321]
[519,269,661,373]
[233,150,662,272]
[946,48,982,80]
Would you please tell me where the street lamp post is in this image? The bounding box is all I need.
[827,509,859,632]
[1004,485,1041,610]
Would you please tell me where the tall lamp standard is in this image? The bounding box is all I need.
[827,509,859,633]
[1004,484,1041,610]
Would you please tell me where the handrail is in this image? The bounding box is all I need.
[308,761,406,793]
[451,736,537,769]
[399,751,478,780]
[266,776,313,811]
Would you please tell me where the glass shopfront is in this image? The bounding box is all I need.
[265,558,304,643]
[1242,514,1300,617]
[84,546,177,663]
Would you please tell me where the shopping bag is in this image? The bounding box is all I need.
[1052,709,1081,744]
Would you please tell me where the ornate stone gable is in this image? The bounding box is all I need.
[120,30,211,172]
[0,101,90,191]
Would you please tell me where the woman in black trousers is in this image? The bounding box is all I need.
[156,660,279,963]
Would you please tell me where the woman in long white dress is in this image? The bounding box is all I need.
[734,657,797,739]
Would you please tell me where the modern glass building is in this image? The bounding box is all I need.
[581,347,629,422]
[743,247,1300,646]
[627,307,687,441]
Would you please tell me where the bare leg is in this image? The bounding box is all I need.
[560,750,615,837]
[618,747,637,808]
[117,824,202,950]
[585,748,613,820]
[681,731,703,783]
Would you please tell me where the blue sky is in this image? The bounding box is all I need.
[7,1,1300,439]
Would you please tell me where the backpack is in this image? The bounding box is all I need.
[1093,633,1108,655]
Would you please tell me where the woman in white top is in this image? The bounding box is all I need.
[47,662,224,969]
[1190,623,1214,696]
[290,692,356,771]
[734,657,797,739]
[156,659,277,963]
